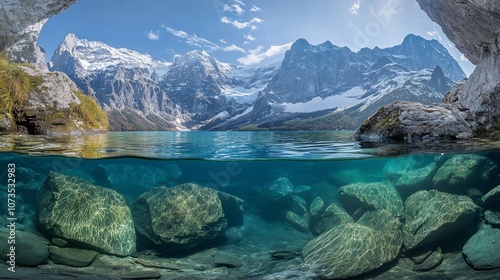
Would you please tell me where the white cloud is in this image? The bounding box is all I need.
[245,34,256,41]
[250,5,261,12]
[224,4,245,15]
[146,30,160,40]
[237,42,293,65]
[220,39,227,44]
[350,0,361,15]
[223,44,246,52]
[234,0,246,6]
[221,17,264,29]
[163,25,220,51]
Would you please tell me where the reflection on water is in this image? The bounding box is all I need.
[0,131,499,159]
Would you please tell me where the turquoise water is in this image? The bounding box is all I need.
[1,131,500,279]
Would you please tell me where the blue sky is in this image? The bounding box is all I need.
[39,0,475,76]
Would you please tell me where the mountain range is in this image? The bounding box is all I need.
[48,33,465,131]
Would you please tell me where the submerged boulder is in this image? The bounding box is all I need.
[130,183,227,252]
[262,177,294,202]
[337,181,403,216]
[462,228,500,270]
[0,229,49,266]
[309,203,353,236]
[403,190,478,251]
[303,221,401,279]
[432,154,497,193]
[37,172,136,256]
[395,162,437,198]
[217,191,245,227]
[482,185,500,210]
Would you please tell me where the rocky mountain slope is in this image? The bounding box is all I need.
[356,0,500,141]
[212,35,461,130]
[50,33,463,131]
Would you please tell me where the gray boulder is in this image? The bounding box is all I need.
[383,157,417,182]
[130,183,227,252]
[0,229,49,266]
[48,246,98,267]
[37,172,136,256]
[403,190,479,251]
[484,210,500,228]
[462,228,500,270]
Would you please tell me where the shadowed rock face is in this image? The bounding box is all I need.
[0,0,77,69]
[356,0,500,141]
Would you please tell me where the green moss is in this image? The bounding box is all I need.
[70,90,109,130]
[373,109,401,131]
[0,55,42,124]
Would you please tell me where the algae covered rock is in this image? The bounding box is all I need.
[48,246,98,267]
[130,183,227,252]
[37,172,136,256]
[338,181,403,216]
[303,222,401,279]
[462,228,500,270]
[403,190,478,251]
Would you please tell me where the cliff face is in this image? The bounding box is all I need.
[0,0,109,135]
[356,0,500,141]
[0,0,77,69]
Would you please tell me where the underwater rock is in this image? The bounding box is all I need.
[309,203,353,236]
[51,237,68,247]
[37,172,136,256]
[294,184,312,199]
[48,246,98,267]
[395,162,437,198]
[413,248,443,272]
[403,190,479,251]
[130,183,227,252]
[270,250,300,260]
[337,181,404,216]
[303,222,401,279]
[262,177,294,202]
[97,164,172,200]
[309,196,325,217]
[213,251,243,268]
[462,228,500,270]
[383,157,418,183]
[289,195,308,216]
[285,211,309,233]
[94,255,162,279]
[0,229,49,266]
[484,210,500,228]
[433,154,497,193]
[482,185,500,210]
[217,191,245,227]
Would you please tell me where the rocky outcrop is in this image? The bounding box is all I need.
[11,66,108,134]
[0,0,77,69]
[37,172,136,256]
[356,0,500,140]
[130,184,227,253]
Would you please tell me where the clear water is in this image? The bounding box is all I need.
[1,131,499,279]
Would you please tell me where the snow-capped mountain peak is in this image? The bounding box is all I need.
[50,33,171,78]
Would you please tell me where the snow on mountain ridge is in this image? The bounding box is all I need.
[54,33,172,78]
